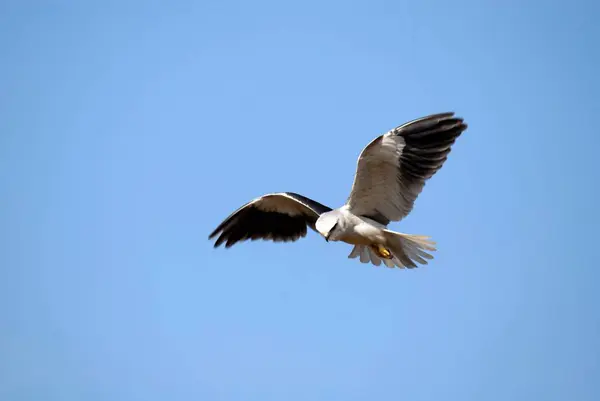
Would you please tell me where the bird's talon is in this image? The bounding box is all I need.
[372,244,392,259]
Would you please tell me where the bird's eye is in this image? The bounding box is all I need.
[330,222,338,233]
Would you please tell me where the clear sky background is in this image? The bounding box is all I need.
[1,1,599,400]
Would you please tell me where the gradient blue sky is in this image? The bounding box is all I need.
[1,1,599,400]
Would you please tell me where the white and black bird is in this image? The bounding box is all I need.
[209,112,467,268]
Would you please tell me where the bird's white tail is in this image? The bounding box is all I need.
[347,230,436,268]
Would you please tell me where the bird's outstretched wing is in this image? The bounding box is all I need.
[209,192,332,248]
[345,112,467,225]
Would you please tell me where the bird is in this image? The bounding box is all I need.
[209,112,467,268]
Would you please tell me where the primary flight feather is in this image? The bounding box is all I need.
[209,112,467,268]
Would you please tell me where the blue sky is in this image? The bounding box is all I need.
[1,1,599,400]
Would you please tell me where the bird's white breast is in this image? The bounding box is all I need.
[337,208,386,245]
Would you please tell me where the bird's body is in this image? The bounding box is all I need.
[321,209,394,261]
[319,207,384,245]
[209,112,467,269]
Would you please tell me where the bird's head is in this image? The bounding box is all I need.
[316,211,341,242]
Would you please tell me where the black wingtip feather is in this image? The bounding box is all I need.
[395,112,458,133]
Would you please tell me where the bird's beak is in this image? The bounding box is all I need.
[325,232,330,242]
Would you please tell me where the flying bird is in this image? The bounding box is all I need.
[209,112,467,268]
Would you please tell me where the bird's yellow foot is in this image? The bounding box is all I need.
[371,244,393,259]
